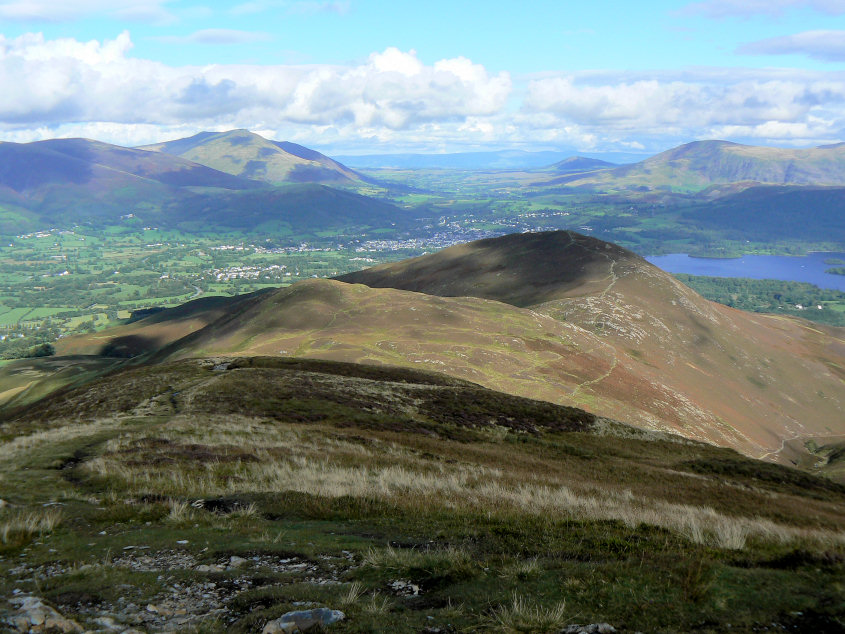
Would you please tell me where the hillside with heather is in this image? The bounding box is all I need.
[34,231,845,466]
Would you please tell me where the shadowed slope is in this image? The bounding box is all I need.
[0,138,265,225]
[54,292,264,358]
[338,230,637,307]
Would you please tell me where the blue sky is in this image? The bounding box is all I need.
[1,0,845,155]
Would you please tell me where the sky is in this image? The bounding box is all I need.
[1,0,845,156]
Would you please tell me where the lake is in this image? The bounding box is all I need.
[645,252,845,292]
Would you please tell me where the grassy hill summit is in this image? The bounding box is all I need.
[564,139,845,193]
[1,355,844,632]
[140,129,364,185]
[548,156,617,174]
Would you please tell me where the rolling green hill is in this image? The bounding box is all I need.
[0,138,260,225]
[677,185,845,242]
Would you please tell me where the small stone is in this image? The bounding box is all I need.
[145,603,158,613]
[176,540,188,544]
[6,596,83,633]
[195,564,223,573]
[94,616,119,628]
[0,498,8,508]
[228,555,248,569]
[561,625,617,634]
[262,608,345,634]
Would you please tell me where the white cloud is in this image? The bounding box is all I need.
[523,70,845,148]
[738,30,845,61]
[0,33,512,149]
[682,0,845,17]
[0,0,175,22]
[1,32,844,153]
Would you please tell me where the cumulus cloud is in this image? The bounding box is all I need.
[1,31,844,152]
[0,34,512,148]
[523,70,845,147]
[0,0,175,22]
[738,30,845,61]
[682,0,845,17]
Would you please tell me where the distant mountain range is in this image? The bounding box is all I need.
[0,132,396,233]
[50,230,845,465]
[2,131,845,241]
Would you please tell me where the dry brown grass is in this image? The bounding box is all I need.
[79,418,845,550]
[0,508,62,545]
[489,593,568,633]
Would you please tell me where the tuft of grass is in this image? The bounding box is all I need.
[362,592,392,615]
[679,555,716,604]
[165,499,195,524]
[362,544,480,586]
[339,581,366,607]
[489,593,568,633]
[228,502,259,520]
[500,557,541,581]
[0,508,62,547]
